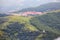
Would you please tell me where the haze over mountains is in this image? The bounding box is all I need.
[0,2,60,18]
[0,1,60,40]
[0,1,60,13]
[1,0,55,13]
[15,2,60,13]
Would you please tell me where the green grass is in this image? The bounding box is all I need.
[0,16,38,31]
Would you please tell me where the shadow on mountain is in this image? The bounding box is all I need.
[0,22,40,40]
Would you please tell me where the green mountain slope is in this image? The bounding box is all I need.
[0,16,38,31]
[0,16,39,40]
[30,11,60,35]
[0,11,60,40]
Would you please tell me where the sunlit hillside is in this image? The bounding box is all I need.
[0,10,60,40]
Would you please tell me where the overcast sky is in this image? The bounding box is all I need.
[0,0,60,13]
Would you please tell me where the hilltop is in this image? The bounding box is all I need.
[0,10,60,40]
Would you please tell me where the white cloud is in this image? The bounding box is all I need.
[36,0,41,1]
[0,0,25,7]
[53,0,58,2]
[53,0,60,2]
[57,0,60,1]
[15,0,25,3]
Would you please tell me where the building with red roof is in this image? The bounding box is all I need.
[19,12,44,16]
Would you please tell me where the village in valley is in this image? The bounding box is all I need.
[10,11,46,16]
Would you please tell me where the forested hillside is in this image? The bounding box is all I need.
[30,12,60,34]
[0,11,60,40]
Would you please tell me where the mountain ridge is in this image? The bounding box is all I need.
[15,2,60,13]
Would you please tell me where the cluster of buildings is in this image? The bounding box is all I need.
[11,11,45,16]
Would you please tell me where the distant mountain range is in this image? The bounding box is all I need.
[14,2,60,13]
